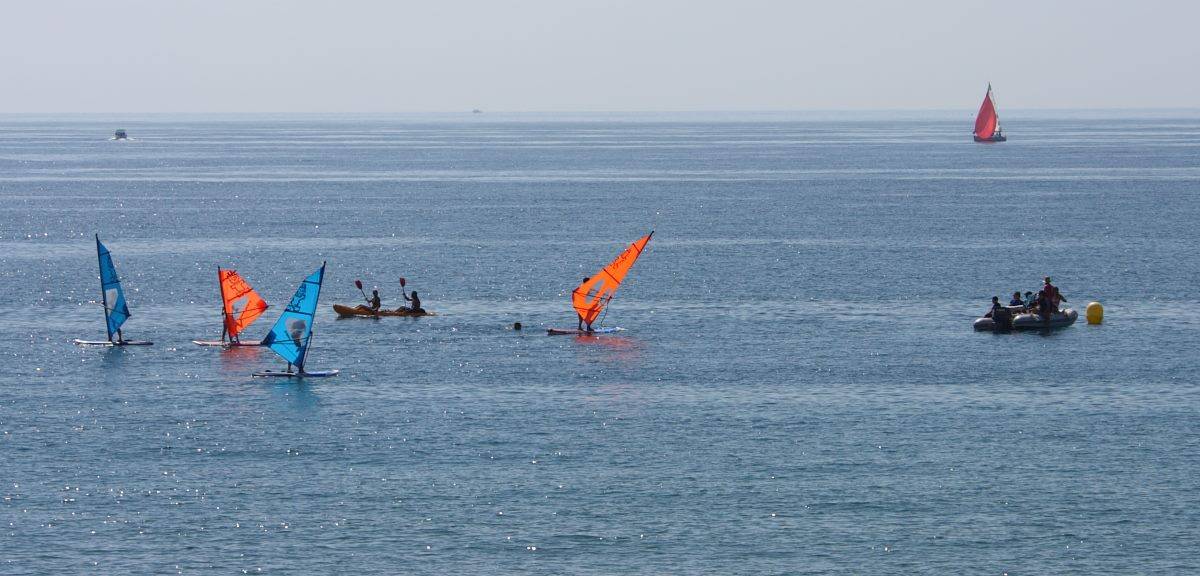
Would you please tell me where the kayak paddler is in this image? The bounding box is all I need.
[402,290,423,313]
[399,277,424,313]
[353,280,381,314]
[353,290,381,314]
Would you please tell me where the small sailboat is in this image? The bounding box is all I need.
[73,235,153,346]
[252,263,338,378]
[973,83,1007,142]
[192,267,269,347]
[547,232,653,335]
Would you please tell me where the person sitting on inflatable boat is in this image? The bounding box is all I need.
[1009,291,1025,309]
[984,296,1013,329]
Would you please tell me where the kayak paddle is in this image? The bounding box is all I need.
[354,279,370,305]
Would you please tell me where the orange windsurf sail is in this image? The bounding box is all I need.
[219,268,269,340]
[572,232,653,325]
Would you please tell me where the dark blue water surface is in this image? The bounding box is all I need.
[2,112,1199,574]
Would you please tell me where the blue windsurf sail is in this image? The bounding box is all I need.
[260,263,326,371]
[96,235,131,340]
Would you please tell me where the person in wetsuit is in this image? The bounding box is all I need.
[988,296,1013,331]
[984,295,1012,331]
[985,296,1002,318]
[575,277,593,332]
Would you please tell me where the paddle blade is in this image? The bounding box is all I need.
[399,277,406,287]
[355,280,363,290]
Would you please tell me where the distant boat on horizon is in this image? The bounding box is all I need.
[973,83,1006,143]
[472,109,483,114]
[111,129,129,141]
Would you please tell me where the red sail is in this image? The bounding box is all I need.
[974,89,998,139]
[219,268,269,339]
[572,232,653,325]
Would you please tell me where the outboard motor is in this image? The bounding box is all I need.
[992,307,1013,332]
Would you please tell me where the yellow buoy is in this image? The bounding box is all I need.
[1086,301,1104,325]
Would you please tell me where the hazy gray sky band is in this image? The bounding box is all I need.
[5,0,1198,112]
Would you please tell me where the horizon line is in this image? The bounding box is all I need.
[3,106,1200,116]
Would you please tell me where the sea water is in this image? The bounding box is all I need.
[1,112,1199,573]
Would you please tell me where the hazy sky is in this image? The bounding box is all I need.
[5,0,1198,112]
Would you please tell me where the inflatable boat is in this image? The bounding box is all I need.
[974,308,1077,331]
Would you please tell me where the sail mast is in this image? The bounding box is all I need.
[297,331,311,372]
[218,266,228,342]
[96,235,113,342]
[990,83,1002,135]
[299,262,326,372]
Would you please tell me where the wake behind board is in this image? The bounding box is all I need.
[252,369,339,378]
[191,340,263,347]
[73,339,153,346]
[547,327,624,336]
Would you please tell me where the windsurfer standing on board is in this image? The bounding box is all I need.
[575,277,594,332]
